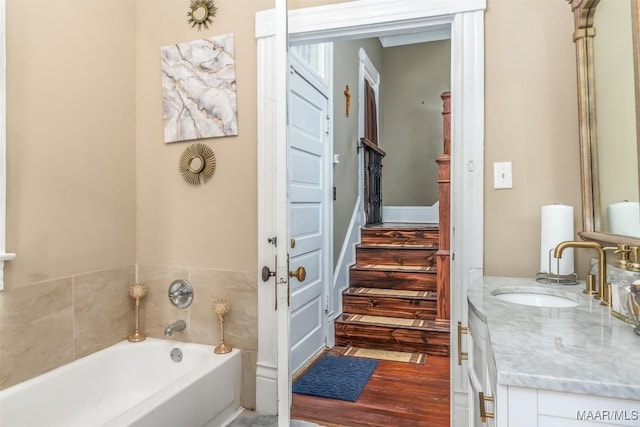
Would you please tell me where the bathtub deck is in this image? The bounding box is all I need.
[291,347,450,427]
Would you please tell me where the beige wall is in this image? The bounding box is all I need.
[6,0,136,286]
[133,0,270,408]
[484,0,582,276]
[1,0,137,389]
[381,40,450,206]
[135,0,270,272]
[1,0,588,395]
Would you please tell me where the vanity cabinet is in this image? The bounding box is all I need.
[468,305,640,427]
[467,308,496,427]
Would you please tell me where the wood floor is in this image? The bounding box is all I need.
[291,347,450,427]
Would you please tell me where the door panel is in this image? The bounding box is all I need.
[288,56,330,375]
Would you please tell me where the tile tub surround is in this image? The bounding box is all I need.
[468,276,640,400]
[136,265,258,409]
[0,265,136,389]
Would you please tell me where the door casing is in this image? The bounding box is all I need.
[256,1,486,425]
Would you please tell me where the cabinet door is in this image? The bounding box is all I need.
[468,308,496,426]
[469,372,484,427]
[482,364,496,427]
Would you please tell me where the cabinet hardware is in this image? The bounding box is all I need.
[479,391,495,422]
[457,321,469,365]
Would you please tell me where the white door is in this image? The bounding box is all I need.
[288,53,331,375]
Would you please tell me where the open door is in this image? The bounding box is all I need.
[273,1,291,424]
[287,53,331,376]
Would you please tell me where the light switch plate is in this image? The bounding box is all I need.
[494,162,512,189]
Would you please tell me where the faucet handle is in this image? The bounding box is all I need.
[613,244,631,269]
[627,247,640,272]
[585,274,597,295]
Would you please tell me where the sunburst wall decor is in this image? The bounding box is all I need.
[179,143,217,185]
[188,0,216,31]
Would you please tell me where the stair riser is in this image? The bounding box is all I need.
[360,229,438,246]
[349,269,437,291]
[342,295,436,320]
[334,322,449,357]
[356,247,437,267]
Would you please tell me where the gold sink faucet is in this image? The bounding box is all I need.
[554,241,605,300]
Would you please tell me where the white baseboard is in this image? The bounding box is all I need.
[382,204,439,223]
[328,197,362,323]
[452,389,469,427]
[325,318,336,348]
[255,362,277,415]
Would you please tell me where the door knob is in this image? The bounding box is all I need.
[289,266,306,282]
[261,266,276,282]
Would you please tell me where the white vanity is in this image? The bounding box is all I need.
[466,276,640,427]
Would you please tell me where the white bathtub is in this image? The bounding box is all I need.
[0,338,242,427]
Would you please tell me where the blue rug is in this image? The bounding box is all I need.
[292,354,379,402]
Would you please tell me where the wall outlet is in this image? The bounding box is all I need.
[493,162,512,189]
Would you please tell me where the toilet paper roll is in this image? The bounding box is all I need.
[540,204,574,275]
[607,201,640,237]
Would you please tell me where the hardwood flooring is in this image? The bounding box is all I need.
[291,348,450,427]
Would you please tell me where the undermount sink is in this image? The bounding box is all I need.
[491,287,579,308]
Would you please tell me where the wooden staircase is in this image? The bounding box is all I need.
[334,92,451,359]
[335,224,450,357]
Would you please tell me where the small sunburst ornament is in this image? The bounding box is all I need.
[187,0,216,31]
[179,143,216,185]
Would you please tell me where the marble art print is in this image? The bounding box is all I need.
[161,33,237,143]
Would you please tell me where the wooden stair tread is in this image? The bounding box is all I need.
[338,313,449,332]
[360,227,439,246]
[344,287,436,300]
[352,264,436,273]
[363,224,439,230]
[357,243,438,249]
[342,287,437,320]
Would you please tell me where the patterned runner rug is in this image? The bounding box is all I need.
[342,346,427,365]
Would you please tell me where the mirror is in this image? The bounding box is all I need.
[594,0,639,236]
[178,142,216,186]
[192,5,209,22]
[189,155,205,174]
[569,0,640,246]
[187,0,216,31]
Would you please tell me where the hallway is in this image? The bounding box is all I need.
[291,348,450,427]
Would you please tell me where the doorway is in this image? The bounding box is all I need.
[255,2,486,426]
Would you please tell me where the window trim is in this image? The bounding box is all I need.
[0,0,16,291]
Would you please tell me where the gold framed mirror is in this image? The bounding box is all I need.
[179,143,216,185]
[569,0,640,246]
[187,0,216,31]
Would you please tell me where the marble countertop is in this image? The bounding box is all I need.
[468,276,640,400]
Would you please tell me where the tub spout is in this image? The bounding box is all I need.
[164,320,186,336]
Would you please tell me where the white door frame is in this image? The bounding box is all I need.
[255,2,486,425]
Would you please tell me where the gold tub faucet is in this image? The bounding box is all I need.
[554,240,606,300]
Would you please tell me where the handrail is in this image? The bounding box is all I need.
[360,137,386,157]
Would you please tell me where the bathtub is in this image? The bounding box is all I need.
[0,338,242,427]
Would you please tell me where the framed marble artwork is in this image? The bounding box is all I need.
[161,33,237,143]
